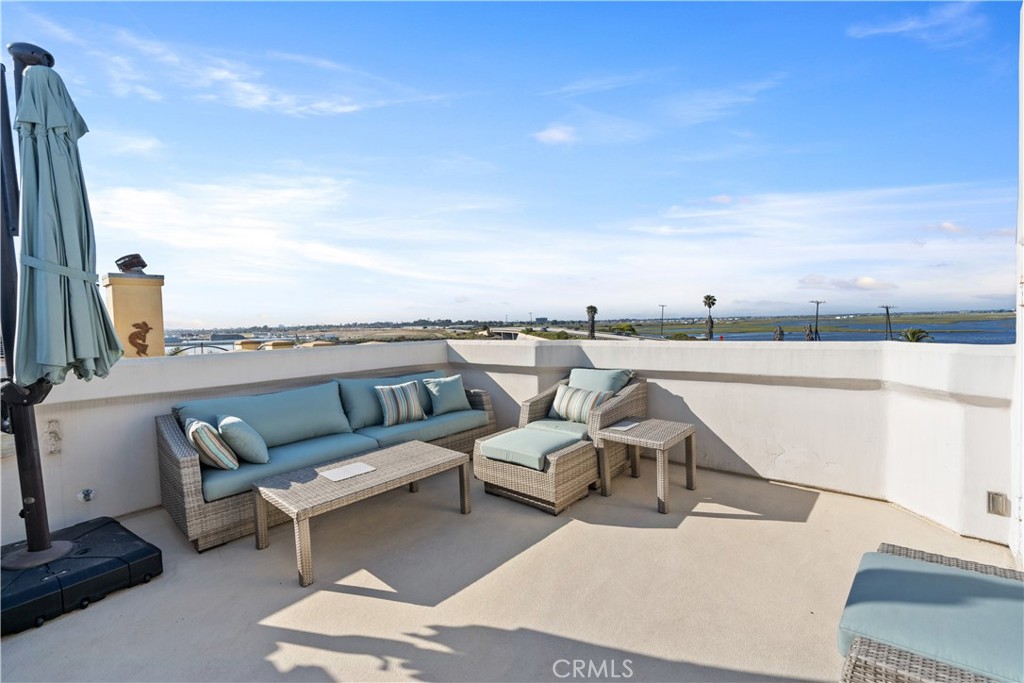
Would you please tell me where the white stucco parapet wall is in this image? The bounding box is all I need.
[0,338,1016,552]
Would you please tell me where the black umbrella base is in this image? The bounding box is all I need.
[0,516,162,636]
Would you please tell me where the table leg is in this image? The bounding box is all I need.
[598,448,611,496]
[294,516,313,587]
[254,494,269,550]
[409,482,419,493]
[459,463,471,514]
[656,448,669,514]
[629,444,640,478]
[685,433,696,490]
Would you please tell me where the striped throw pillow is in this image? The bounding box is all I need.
[185,418,240,470]
[375,381,427,427]
[548,384,613,424]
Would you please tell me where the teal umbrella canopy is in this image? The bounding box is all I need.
[13,65,122,387]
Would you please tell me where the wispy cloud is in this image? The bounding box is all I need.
[541,71,656,97]
[533,124,578,145]
[847,2,988,48]
[533,106,651,146]
[662,76,784,126]
[86,130,163,156]
[618,182,1014,313]
[24,15,443,117]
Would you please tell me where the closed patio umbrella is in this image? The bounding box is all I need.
[1,49,121,568]
[13,64,122,387]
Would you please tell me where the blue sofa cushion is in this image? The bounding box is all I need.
[478,429,581,471]
[336,371,444,429]
[217,415,270,464]
[524,419,591,440]
[356,409,490,448]
[423,374,472,416]
[568,368,632,394]
[174,382,352,447]
[201,432,379,502]
[838,552,1024,683]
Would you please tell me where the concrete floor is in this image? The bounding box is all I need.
[1,464,1016,683]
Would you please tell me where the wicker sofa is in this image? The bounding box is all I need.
[156,371,496,551]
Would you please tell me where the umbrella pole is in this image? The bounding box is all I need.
[1,42,72,569]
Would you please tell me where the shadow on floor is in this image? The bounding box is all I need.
[261,623,828,683]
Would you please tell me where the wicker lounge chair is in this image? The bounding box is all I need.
[518,374,647,493]
[840,543,1024,683]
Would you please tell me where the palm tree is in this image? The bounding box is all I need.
[703,294,716,341]
[586,305,598,340]
[899,328,933,343]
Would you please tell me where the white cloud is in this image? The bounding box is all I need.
[930,221,966,233]
[533,124,578,145]
[847,3,987,48]
[799,274,897,291]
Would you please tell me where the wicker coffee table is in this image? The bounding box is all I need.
[253,440,470,586]
[596,418,696,513]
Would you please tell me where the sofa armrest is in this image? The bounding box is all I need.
[155,413,206,540]
[465,388,497,429]
[589,378,648,446]
[518,379,568,427]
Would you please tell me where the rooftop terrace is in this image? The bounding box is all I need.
[1,337,1021,681]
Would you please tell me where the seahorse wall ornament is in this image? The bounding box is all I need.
[128,321,153,357]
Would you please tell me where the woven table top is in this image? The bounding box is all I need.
[596,418,695,450]
[253,440,468,518]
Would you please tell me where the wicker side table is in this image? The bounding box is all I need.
[595,418,696,514]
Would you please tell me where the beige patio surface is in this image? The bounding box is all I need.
[1,464,1015,683]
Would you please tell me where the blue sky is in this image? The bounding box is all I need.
[3,1,1018,327]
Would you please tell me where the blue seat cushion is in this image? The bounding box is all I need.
[524,419,591,440]
[336,371,445,429]
[479,429,582,471]
[838,552,1024,683]
[201,433,379,501]
[356,410,490,448]
[174,382,352,447]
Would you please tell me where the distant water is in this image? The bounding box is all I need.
[716,317,1015,344]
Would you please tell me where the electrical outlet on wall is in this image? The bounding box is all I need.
[45,420,63,455]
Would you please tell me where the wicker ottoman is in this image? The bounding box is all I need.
[473,428,599,515]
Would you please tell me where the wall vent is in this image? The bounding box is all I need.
[987,492,1011,517]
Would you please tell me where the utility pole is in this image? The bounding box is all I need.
[659,304,666,336]
[879,305,896,340]
[809,300,825,341]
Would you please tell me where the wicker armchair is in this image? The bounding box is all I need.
[518,376,648,494]
[841,543,1024,683]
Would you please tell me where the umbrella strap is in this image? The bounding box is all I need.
[21,255,98,283]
